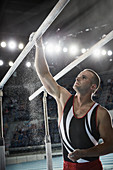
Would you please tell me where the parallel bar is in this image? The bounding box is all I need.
[0,90,5,170]
[0,0,70,89]
[29,30,113,101]
[43,91,53,170]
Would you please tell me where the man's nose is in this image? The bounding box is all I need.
[76,76,80,81]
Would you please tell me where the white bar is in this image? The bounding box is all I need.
[0,0,70,89]
[29,30,113,101]
[46,142,53,170]
[43,91,53,170]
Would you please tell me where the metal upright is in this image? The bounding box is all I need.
[43,90,53,170]
[0,89,5,170]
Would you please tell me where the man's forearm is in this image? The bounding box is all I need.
[35,40,50,77]
[81,142,113,157]
[68,142,113,162]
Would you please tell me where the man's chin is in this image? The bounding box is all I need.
[73,86,78,91]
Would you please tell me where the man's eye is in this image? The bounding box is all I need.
[82,75,86,79]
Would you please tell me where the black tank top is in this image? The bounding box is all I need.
[59,95,100,163]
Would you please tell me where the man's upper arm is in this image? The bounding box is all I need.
[39,72,61,98]
[98,107,113,143]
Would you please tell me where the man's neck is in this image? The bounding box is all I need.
[76,93,93,107]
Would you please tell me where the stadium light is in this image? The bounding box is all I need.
[18,43,24,50]
[108,50,112,56]
[101,49,106,55]
[55,45,61,53]
[9,61,14,67]
[0,60,4,66]
[26,61,31,67]
[45,43,54,54]
[8,40,17,50]
[93,49,101,57]
[63,47,68,53]
[69,45,78,55]
[81,48,86,54]
[1,41,6,48]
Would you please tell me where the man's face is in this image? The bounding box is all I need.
[73,70,94,94]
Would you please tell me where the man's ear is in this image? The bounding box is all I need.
[91,84,97,91]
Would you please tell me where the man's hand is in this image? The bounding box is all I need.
[29,32,43,47]
[29,32,35,42]
[68,149,83,162]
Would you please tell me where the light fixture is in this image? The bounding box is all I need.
[26,62,31,67]
[81,48,86,54]
[0,60,4,66]
[93,49,101,57]
[8,40,17,50]
[55,45,61,53]
[85,28,90,32]
[1,41,6,48]
[69,45,78,55]
[63,47,68,53]
[18,43,24,50]
[45,43,54,54]
[9,61,14,67]
[101,50,106,56]
[108,50,112,56]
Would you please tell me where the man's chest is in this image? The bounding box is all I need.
[74,106,92,118]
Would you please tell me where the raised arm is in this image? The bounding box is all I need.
[34,37,71,104]
[34,38,61,98]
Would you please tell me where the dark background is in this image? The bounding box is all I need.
[0,0,113,82]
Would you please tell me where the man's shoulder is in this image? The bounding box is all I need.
[97,104,111,120]
[97,105,109,113]
[59,86,72,97]
[53,85,70,98]
[56,86,72,105]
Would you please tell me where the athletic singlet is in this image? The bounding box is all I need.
[59,95,100,163]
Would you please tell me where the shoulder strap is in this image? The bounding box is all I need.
[85,104,100,143]
[63,95,74,117]
[91,105,100,140]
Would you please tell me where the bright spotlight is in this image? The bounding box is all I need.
[1,41,6,48]
[101,50,106,55]
[18,43,24,49]
[45,43,54,54]
[108,50,112,56]
[93,49,101,57]
[63,47,68,53]
[0,60,4,66]
[9,61,14,67]
[85,28,90,32]
[8,40,17,50]
[55,45,61,53]
[81,48,86,54]
[69,45,78,55]
[26,62,31,67]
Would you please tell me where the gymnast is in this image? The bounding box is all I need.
[29,33,113,170]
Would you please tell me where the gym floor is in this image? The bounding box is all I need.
[6,153,113,170]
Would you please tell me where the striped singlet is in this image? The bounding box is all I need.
[59,95,102,169]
